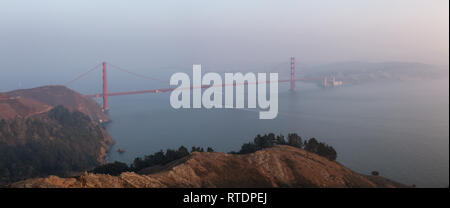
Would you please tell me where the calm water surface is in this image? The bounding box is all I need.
[105,78,449,187]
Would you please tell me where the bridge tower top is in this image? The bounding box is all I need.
[102,62,109,112]
[290,57,296,92]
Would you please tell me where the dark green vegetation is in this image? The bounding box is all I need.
[0,106,108,185]
[90,161,130,176]
[91,146,214,175]
[93,133,336,176]
[235,133,337,161]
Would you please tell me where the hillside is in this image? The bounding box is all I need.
[0,86,113,185]
[4,85,108,122]
[10,145,407,188]
[0,93,52,119]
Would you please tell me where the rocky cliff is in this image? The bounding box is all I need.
[11,145,406,188]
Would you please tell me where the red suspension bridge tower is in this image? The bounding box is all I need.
[66,57,308,112]
[290,57,296,91]
[102,62,109,112]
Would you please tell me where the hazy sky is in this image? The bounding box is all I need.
[0,0,448,89]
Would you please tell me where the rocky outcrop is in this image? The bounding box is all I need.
[11,146,407,188]
[97,128,114,164]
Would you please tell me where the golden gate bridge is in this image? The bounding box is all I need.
[64,57,334,111]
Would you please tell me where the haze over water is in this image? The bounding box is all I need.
[103,76,448,188]
[0,0,448,187]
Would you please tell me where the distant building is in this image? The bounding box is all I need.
[323,77,343,88]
